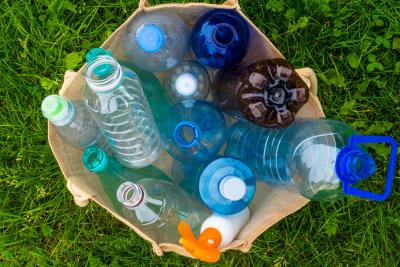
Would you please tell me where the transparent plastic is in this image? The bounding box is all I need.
[84,55,161,168]
[42,95,101,149]
[124,11,189,72]
[116,179,210,243]
[165,60,210,102]
[160,100,226,163]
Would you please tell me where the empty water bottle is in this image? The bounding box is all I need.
[86,48,173,127]
[124,11,189,72]
[82,146,170,213]
[226,119,398,201]
[197,157,256,215]
[116,178,210,243]
[42,95,101,149]
[191,9,250,69]
[215,59,310,128]
[165,60,210,102]
[160,100,226,163]
[84,54,161,168]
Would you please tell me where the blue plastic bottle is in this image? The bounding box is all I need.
[84,55,161,168]
[42,95,101,149]
[191,9,250,69]
[160,100,226,163]
[198,157,256,215]
[124,11,189,72]
[226,119,398,201]
[165,60,210,102]
[82,146,170,213]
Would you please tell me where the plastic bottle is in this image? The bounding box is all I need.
[86,48,173,127]
[165,60,210,102]
[82,146,170,213]
[214,58,310,128]
[191,9,250,69]
[197,157,256,215]
[41,95,101,149]
[226,119,398,201]
[178,208,250,263]
[160,100,226,163]
[84,54,161,168]
[116,179,210,243]
[124,11,189,72]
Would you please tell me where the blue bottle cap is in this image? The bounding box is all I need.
[82,146,109,173]
[136,24,165,53]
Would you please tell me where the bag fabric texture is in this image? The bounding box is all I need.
[49,0,325,258]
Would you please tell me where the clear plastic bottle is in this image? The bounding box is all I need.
[226,119,398,201]
[191,9,250,69]
[41,95,101,149]
[82,146,170,213]
[164,60,210,102]
[116,179,210,243]
[124,11,189,72]
[84,55,161,168]
[160,100,226,163]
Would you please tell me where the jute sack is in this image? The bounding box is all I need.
[48,0,325,258]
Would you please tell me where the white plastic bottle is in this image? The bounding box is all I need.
[200,207,250,248]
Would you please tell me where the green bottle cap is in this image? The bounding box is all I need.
[41,95,68,122]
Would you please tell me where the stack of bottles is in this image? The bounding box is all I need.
[43,8,398,263]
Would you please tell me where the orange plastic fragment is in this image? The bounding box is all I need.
[178,221,222,263]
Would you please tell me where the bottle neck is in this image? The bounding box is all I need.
[174,121,201,148]
[85,55,123,93]
[336,146,376,184]
[82,146,109,173]
[175,72,199,97]
[212,23,237,48]
[117,182,146,209]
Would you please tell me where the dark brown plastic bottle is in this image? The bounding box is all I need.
[214,58,310,128]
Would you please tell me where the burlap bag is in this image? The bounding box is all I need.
[48,0,325,258]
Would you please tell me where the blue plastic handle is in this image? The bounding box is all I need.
[342,135,398,201]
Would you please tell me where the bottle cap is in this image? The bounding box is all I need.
[178,221,221,263]
[41,95,72,124]
[219,176,247,201]
[86,48,113,63]
[82,146,109,173]
[136,24,165,53]
[175,73,198,97]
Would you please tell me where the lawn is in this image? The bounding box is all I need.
[1,0,399,266]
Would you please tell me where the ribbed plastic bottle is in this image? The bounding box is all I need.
[226,119,398,201]
[214,58,310,128]
[84,54,161,168]
[86,48,173,127]
[41,95,101,149]
[191,9,250,69]
[197,157,256,215]
[165,60,210,102]
[160,100,226,163]
[82,146,170,213]
[124,11,189,72]
[116,179,210,243]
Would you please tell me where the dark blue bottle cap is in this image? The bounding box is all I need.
[136,24,165,53]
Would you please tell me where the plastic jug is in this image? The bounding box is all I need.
[191,9,249,69]
[84,54,161,168]
[226,119,398,201]
[164,60,210,102]
[124,11,189,72]
[160,100,226,163]
[82,146,170,213]
[215,59,310,128]
[42,95,101,149]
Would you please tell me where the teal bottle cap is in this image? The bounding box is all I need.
[136,24,165,53]
[82,146,109,173]
[41,95,69,123]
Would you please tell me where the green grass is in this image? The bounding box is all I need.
[1,0,399,265]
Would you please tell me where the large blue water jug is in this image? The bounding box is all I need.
[226,119,398,201]
[191,9,250,69]
[160,100,226,163]
[124,11,189,72]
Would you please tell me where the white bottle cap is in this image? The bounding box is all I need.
[175,72,198,97]
[219,176,247,201]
